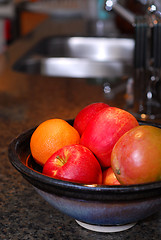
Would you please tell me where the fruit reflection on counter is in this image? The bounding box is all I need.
[30,102,161,185]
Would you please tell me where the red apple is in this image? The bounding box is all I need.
[102,167,121,185]
[111,125,161,184]
[80,107,139,168]
[73,102,109,136]
[43,144,102,184]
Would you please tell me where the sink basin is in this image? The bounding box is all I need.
[13,36,135,78]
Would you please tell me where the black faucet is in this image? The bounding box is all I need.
[105,0,161,120]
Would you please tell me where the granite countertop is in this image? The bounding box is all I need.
[0,18,161,240]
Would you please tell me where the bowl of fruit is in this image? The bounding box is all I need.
[8,103,161,233]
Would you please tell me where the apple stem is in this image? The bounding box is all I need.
[56,155,66,166]
[116,169,121,175]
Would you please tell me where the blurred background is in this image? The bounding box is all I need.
[1,0,160,119]
[0,0,161,119]
[0,0,148,45]
[0,0,139,50]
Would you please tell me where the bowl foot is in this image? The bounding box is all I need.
[76,220,136,233]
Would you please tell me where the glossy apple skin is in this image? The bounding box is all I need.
[43,144,102,184]
[73,102,109,136]
[80,107,139,168]
[111,125,161,185]
[102,167,121,185]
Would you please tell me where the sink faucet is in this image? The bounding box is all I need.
[105,0,161,24]
[105,0,161,120]
[105,0,136,25]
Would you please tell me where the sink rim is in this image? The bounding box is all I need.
[12,35,135,78]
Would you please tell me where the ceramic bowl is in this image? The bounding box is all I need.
[8,120,161,232]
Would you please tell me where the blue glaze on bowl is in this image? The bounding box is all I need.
[35,187,161,226]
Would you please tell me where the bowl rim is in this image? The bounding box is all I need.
[8,119,161,200]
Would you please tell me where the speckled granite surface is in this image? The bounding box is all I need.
[0,18,161,240]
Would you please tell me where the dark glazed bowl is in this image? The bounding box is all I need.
[8,120,161,232]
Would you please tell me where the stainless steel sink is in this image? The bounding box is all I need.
[13,36,135,78]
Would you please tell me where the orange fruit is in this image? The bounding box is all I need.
[102,167,121,185]
[30,119,80,166]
